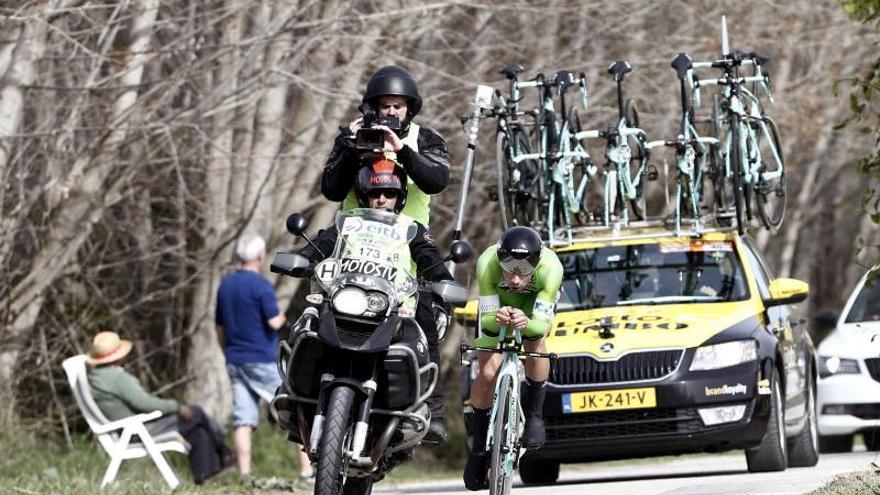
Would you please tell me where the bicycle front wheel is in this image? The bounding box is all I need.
[729,114,747,235]
[490,374,516,495]
[754,117,787,230]
[496,128,541,230]
[624,98,647,220]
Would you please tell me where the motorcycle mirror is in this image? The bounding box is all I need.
[449,240,473,264]
[286,213,309,236]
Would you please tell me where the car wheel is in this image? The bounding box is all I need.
[819,435,853,453]
[787,375,819,467]
[864,431,880,451]
[746,368,788,472]
[518,456,560,485]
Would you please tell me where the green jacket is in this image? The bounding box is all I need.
[87,365,179,422]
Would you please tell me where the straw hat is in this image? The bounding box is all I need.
[87,331,133,365]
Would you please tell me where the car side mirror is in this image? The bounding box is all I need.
[764,278,809,308]
[449,240,473,264]
[286,213,309,237]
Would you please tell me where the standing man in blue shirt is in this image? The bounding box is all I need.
[216,234,313,484]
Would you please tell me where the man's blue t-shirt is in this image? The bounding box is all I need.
[215,270,281,364]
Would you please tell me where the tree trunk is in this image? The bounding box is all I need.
[0,0,159,422]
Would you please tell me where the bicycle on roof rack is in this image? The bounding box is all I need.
[496,69,592,246]
[646,53,721,236]
[692,50,786,234]
[490,64,544,231]
[526,70,594,246]
[576,60,657,233]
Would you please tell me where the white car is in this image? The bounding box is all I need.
[817,266,880,452]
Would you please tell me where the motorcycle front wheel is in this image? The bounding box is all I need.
[316,386,356,495]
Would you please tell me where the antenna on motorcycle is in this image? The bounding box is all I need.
[423,240,473,275]
[286,213,326,258]
[721,15,729,56]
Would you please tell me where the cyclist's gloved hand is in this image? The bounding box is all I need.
[433,302,451,340]
[509,308,528,330]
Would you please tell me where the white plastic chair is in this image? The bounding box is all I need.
[62,355,190,489]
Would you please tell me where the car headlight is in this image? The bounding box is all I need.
[819,356,860,378]
[332,287,368,316]
[690,340,757,371]
[366,292,388,312]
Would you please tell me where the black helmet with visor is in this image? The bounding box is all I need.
[496,226,543,275]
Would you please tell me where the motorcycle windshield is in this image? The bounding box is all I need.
[327,208,418,294]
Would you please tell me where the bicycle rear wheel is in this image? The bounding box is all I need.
[729,114,747,235]
[754,117,786,230]
[566,108,595,225]
[490,375,516,495]
[624,99,647,220]
[496,128,540,230]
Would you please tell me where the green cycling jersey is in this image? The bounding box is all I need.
[474,244,563,348]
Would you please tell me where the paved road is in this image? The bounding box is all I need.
[375,451,879,495]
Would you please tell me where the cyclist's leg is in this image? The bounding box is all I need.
[465,332,502,491]
[521,337,549,449]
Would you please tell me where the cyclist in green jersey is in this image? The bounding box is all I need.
[463,226,563,491]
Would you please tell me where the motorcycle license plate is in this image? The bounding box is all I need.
[562,387,656,413]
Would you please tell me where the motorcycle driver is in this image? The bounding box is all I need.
[463,226,563,491]
[319,65,452,444]
[301,159,453,442]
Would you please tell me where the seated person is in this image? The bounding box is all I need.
[86,331,233,484]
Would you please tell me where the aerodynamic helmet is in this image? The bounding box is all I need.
[496,226,543,275]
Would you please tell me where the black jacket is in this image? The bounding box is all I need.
[298,222,453,283]
[321,124,450,201]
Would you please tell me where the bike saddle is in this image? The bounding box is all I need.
[753,53,769,66]
[551,70,576,89]
[725,50,747,64]
[499,63,525,80]
[608,60,632,81]
[671,53,692,80]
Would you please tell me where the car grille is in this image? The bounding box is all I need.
[546,408,703,441]
[549,349,684,385]
[864,358,880,382]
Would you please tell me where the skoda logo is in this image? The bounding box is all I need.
[600,343,614,354]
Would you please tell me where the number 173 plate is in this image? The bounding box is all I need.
[562,387,656,413]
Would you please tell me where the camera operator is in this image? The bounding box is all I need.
[320,65,451,445]
[322,65,450,228]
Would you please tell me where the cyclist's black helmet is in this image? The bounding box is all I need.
[496,226,543,275]
[355,158,408,214]
[362,65,422,119]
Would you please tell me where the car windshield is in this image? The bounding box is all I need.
[845,272,880,323]
[557,240,749,311]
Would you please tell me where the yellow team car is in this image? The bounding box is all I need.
[457,228,818,485]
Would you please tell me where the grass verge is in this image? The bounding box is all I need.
[805,469,880,495]
[0,417,464,494]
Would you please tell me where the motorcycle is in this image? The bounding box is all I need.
[269,208,471,495]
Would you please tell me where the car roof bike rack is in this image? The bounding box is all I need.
[547,215,737,247]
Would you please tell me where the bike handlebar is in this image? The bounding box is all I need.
[574,126,646,141]
[646,136,719,150]
[460,343,558,361]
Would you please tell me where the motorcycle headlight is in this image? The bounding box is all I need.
[819,356,860,379]
[690,340,757,371]
[365,292,388,312]
[332,288,368,316]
